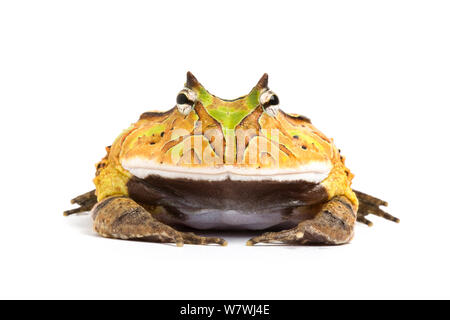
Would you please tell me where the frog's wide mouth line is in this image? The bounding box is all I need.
[121,158,331,183]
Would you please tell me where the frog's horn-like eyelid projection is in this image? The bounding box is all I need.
[186,71,201,89]
[255,73,269,89]
[185,71,269,93]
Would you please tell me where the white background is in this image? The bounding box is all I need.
[1,0,449,299]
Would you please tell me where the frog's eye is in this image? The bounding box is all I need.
[176,88,197,115]
[259,89,280,117]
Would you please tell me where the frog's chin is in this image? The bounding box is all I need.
[121,158,332,183]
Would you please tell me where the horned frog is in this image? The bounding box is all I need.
[65,72,399,246]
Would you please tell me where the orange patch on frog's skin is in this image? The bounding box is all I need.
[118,104,338,172]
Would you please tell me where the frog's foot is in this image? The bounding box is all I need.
[64,189,97,216]
[180,232,227,246]
[353,190,400,226]
[93,196,227,246]
[247,196,356,246]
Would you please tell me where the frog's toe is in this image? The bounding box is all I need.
[246,228,302,246]
[180,232,227,246]
[354,190,400,225]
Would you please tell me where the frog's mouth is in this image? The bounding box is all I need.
[121,158,331,183]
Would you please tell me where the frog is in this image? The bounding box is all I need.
[65,72,399,246]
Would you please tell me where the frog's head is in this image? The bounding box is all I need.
[120,72,339,183]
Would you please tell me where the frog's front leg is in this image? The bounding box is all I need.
[92,196,227,246]
[247,196,356,246]
[353,190,399,226]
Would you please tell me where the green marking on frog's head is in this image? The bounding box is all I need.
[185,72,269,130]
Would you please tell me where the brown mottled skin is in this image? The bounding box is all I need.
[65,72,399,246]
[93,197,226,246]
